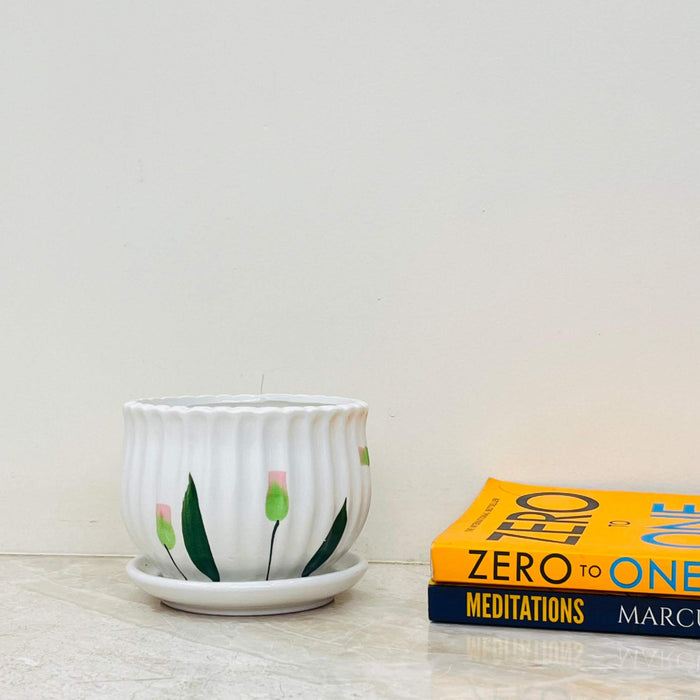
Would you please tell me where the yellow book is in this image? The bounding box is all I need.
[431,478,700,597]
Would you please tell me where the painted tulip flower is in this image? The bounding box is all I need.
[155,503,187,580]
[265,471,289,522]
[265,471,289,580]
[156,503,176,549]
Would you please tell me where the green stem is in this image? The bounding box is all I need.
[266,520,280,581]
[164,544,188,580]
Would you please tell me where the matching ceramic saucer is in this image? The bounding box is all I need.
[126,552,368,616]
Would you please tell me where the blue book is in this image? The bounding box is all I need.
[428,582,700,638]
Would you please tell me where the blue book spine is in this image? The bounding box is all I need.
[428,583,700,638]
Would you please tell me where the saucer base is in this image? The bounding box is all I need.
[126,551,367,616]
[162,597,334,616]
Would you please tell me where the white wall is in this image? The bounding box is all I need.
[2,2,700,561]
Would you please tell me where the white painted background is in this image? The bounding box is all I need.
[2,2,700,561]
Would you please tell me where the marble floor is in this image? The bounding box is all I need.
[2,555,700,699]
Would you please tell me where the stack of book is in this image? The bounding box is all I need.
[429,478,700,638]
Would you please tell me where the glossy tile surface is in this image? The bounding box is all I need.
[3,555,700,698]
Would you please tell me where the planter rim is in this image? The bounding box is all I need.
[124,393,368,415]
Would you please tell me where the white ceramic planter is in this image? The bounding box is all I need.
[121,395,370,582]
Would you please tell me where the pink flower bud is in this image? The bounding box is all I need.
[156,503,172,524]
[268,471,287,489]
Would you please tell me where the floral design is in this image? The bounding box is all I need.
[265,471,289,580]
[156,503,187,580]
[154,468,353,581]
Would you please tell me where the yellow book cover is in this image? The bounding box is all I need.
[431,478,700,597]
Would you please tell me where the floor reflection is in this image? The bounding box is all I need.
[426,622,700,698]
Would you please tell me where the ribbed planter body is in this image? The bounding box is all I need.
[121,395,370,582]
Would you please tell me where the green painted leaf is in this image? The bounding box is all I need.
[156,514,176,550]
[181,474,220,582]
[358,446,370,466]
[301,499,348,577]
